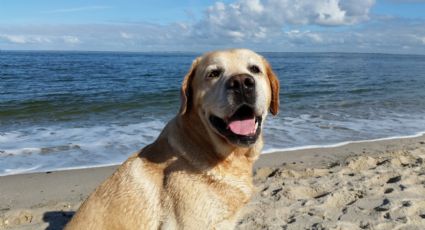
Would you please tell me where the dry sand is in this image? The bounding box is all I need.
[1,135,425,229]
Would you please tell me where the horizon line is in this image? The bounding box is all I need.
[1,49,424,57]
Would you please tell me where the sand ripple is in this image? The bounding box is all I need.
[237,147,425,230]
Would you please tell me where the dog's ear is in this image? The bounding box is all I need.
[180,57,200,115]
[263,59,280,116]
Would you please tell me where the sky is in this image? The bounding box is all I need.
[1,0,425,54]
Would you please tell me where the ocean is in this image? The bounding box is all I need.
[1,51,425,175]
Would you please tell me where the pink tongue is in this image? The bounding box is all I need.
[228,118,256,136]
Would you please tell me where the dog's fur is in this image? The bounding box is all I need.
[65,49,280,230]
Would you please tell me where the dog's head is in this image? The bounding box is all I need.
[179,49,280,149]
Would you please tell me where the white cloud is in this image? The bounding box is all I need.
[63,36,80,44]
[339,0,375,23]
[0,33,81,47]
[0,34,52,44]
[0,35,27,44]
[285,30,323,44]
[193,0,375,43]
[1,0,425,54]
[228,31,244,41]
[120,32,133,39]
[313,0,347,26]
[0,23,190,51]
[282,19,425,53]
[245,0,264,13]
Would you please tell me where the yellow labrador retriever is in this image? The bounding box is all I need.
[65,49,279,229]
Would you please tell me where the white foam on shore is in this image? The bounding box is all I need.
[0,121,165,176]
[2,130,425,177]
[263,130,425,153]
[2,110,425,176]
[2,165,43,176]
[0,162,122,177]
[47,162,121,173]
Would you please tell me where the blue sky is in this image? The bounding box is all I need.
[1,0,425,54]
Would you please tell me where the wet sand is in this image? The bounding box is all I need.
[1,135,425,229]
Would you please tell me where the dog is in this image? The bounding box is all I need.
[65,49,280,229]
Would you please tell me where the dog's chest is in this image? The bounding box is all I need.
[163,170,253,228]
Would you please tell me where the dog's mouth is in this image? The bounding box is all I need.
[209,105,262,146]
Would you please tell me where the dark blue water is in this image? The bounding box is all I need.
[1,51,425,175]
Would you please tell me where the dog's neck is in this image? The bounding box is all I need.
[164,112,261,170]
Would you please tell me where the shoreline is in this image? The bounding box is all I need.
[2,130,425,177]
[1,134,425,229]
[263,130,425,153]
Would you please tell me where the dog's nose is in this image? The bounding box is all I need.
[226,74,255,92]
[226,74,256,104]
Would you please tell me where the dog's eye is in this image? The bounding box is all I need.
[248,65,261,74]
[208,69,222,78]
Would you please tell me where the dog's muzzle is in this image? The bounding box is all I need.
[209,104,262,147]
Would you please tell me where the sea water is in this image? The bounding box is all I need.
[1,51,425,175]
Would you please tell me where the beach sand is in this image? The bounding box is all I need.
[1,135,425,229]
